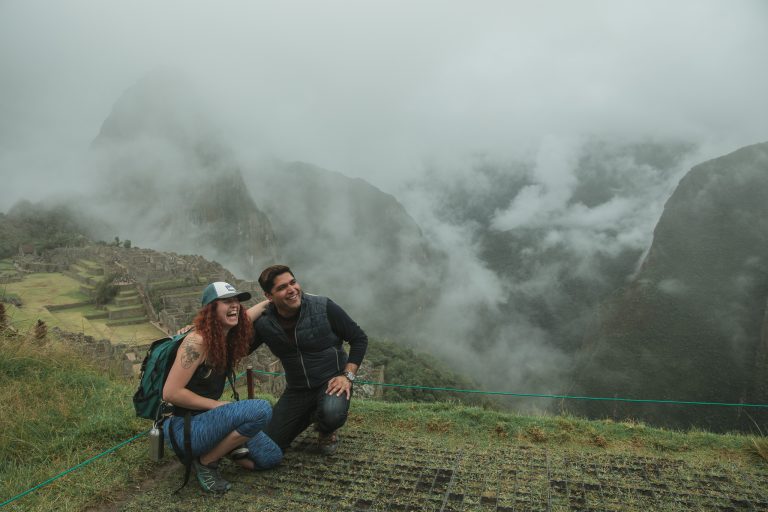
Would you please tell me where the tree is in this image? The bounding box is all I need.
[94,274,119,306]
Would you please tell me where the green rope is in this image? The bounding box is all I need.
[0,430,148,509]
[244,369,768,409]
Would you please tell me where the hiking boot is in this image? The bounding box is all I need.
[193,458,231,493]
[318,431,339,456]
[227,445,249,461]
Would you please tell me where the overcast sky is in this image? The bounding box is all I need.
[1,0,767,209]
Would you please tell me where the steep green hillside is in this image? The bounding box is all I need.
[573,141,768,431]
[365,338,492,406]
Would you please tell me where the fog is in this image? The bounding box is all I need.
[2,0,767,400]
[2,0,767,203]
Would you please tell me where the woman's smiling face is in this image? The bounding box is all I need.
[215,297,241,329]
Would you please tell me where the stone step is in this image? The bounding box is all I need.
[65,268,97,286]
[63,269,82,281]
[106,316,149,327]
[115,295,141,307]
[106,304,146,320]
[84,311,109,320]
[77,259,104,275]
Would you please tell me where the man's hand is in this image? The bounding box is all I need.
[176,325,193,335]
[326,375,352,400]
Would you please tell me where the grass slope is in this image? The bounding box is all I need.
[0,331,154,511]
[2,328,767,511]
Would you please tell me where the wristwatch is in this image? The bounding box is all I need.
[343,370,356,383]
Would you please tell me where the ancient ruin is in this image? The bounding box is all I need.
[13,244,383,398]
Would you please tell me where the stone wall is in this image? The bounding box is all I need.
[51,326,135,377]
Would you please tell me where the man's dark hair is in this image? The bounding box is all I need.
[258,264,294,294]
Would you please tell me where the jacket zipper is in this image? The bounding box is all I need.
[294,303,311,388]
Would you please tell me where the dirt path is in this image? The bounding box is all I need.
[83,460,181,512]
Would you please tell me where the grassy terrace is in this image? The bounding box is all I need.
[0,259,15,274]
[0,271,164,345]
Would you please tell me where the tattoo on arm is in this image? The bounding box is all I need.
[181,341,202,369]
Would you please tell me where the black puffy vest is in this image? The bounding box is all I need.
[253,294,347,389]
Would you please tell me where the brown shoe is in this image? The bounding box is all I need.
[318,431,339,455]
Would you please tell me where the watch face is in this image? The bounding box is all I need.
[345,371,356,381]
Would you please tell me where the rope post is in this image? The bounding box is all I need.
[246,365,254,399]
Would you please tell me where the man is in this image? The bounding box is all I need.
[248,264,368,455]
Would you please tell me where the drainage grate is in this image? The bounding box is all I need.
[219,429,767,511]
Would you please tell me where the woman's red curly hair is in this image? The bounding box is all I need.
[192,301,253,373]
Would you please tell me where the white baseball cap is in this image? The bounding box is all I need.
[201,281,252,306]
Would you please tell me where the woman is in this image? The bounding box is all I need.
[163,281,282,493]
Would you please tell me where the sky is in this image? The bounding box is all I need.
[1,0,767,208]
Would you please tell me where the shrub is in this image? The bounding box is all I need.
[94,274,119,306]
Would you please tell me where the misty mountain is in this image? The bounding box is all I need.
[87,71,278,275]
[82,71,440,336]
[483,141,695,349]
[399,140,697,397]
[11,68,767,433]
[243,160,438,335]
[570,141,768,431]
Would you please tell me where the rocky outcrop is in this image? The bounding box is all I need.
[571,142,768,431]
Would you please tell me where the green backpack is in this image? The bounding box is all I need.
[133,332,190,421]
[132,330,240,492]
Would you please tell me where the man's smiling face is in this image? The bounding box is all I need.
[266,271,302,316]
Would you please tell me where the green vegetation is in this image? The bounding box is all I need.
[94,274,119,306]
[0,201,90,258]
[366,338,493,407]
[0,329,153,511]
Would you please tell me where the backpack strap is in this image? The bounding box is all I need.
[168,412,193,493]
[227,369,240,402]
[226,342,240,402]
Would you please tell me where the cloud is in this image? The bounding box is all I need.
[2,0,767,207]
